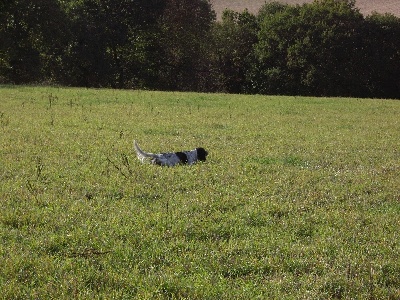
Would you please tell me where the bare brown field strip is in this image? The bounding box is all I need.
[211,0,400,17]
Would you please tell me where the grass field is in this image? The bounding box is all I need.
[1,86,399,299]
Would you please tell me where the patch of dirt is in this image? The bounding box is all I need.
[210,0,400,18]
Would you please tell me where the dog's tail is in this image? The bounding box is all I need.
[134,140,155,163]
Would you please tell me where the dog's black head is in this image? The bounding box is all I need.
[196,147,208,161]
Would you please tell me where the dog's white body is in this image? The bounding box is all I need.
[134,140,208,167]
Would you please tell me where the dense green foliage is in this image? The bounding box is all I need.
[1,0,400,97]
[1,86,400,298]
[248,1,400,98]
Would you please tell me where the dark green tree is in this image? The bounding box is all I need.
[362,13,400,98]
[61,0,164,88]
[156,0,216,91]
[251,0,366,96]
[0,0,69,84]
[212,9,258,93]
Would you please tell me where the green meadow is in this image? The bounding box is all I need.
[1,86,399,299]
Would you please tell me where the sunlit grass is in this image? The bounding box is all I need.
[1,86,399,298]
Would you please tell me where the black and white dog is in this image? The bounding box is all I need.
[134,140,208,167]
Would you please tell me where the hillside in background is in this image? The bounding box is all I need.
[211,0,400,17]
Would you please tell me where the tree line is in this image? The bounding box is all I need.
[1,0,399,98]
